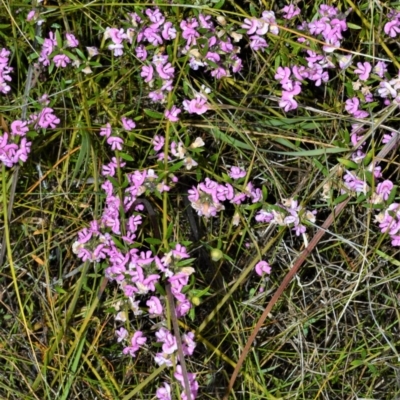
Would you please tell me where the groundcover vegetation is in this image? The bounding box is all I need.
[1,0,400,399]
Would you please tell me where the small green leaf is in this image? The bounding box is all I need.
[347,23,362,29]
[269,147,349,156]
[334,193,349,205]
[54,285,67,294]
[350,359,364,367]
[118,152,134,161]
[145,238,162,245]
[337,157,358,170]
[386,185,398,204]
[55,30,63,48]
[213,0,225,9]
[144,109,163,119]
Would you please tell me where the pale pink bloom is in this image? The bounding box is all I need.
[10,120,28,136]
[26,10,37,22]
[36,107,60,129]
[162,22,177,40]
[107,136,124,151]
[164,105,181,122]
[384,19,400,38]
[146,296,163,316]
[376,180,394,201]
[354,62,372,81]
[282,4,301,19]
[373,61,387,78]
[66,33,79,48]
[53,54,71,68]
[182,95,208,115]
[255,260,271,276]
[100,123,112,138]
[121,117,136,131]
[141,65,154,82]
[156,383,171,400]
[115,327,128,343]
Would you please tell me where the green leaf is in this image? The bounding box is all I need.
[347,23,362,29]
[118,152,134,161]
[212,0,225,9]
[55,30,63,48]
[145,238,162,245]
[334,193,349,205]
[350,360,364,367]
[75,48,87,61]
[166,222,174,240]
[54,286,67,294]
[269,148,349,156]
[144,109,163,119]
[337,157,358,170]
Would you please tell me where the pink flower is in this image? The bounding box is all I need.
[10,120,28,136]
[376,180,394,201]
[146,296,163,316]
[249,35,268,51]
[373,61,387,78]
[107,136,124,151]
[282,4,301,19]
[164,105,181,122]
[106,28,126,44]
[27,10,37,22]
[182,94,208,115]
[135,45,147,61]
[141,65,154,83]
[100,123,112,138]
[156,383,171,400]
[162,22,177,40]
[121,117,136,131]
[122,331,147,357]
[182,332,196,356]
[241,18,259,35]
[338,55,352,70]
[36,107,60,129]
[53,54,71,68]
[156,62,174,79]
[275,66,291,85]
[279,81,302,112]
[345,97,360,115]
[115,327,128,343]
[229,166,246,180]
[384,19,400,38]
[152,135,164,152]
[354,62,372,81]
[255,260,271,276]
[66,33,79,48]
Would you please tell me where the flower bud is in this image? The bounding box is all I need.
[210,248,223,261]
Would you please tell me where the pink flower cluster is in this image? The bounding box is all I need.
[300,4,348,52]
[255,198,317,236]
[1,92,60,167]
[262,4,350,112]
[341,128,400,247]
[241,11,279,51]
[0,48,12,94]
[38,31,79,68]
[73,167,199,396]
[375,202,400,247]
[102,8,246,116]
[188,176,262,218]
